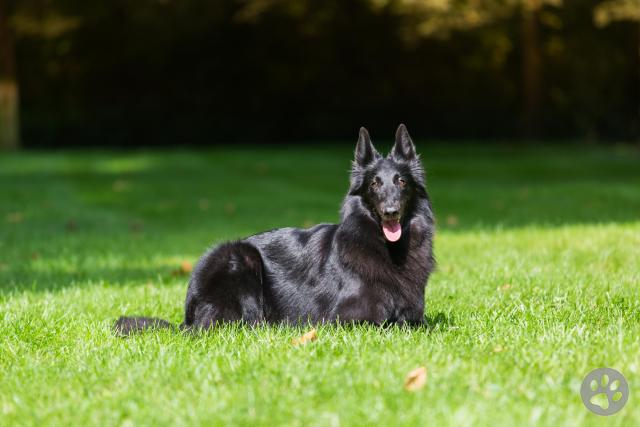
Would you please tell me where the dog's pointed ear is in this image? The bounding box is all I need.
[354,127,380,167]
[390,124,417,161]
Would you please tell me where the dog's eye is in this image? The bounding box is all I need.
[398,178,406,188]
[370,180,378,189]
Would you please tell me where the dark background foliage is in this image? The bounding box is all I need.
[2,0,638,147]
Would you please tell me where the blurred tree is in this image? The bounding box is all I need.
[0,0,79,150]
[592,0,640,141]
[594,0,640,27]
[371,0,564,136]
[521,0,544,138]
[7,0,639,145]
[0,0,18,150]
[240,0,566,137]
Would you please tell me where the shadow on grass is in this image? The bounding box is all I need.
[424,312,455,332]
[0,263,190,296]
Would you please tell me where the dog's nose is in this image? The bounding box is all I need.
[383,208,399,218]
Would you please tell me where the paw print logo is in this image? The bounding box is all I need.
[580,368,629,416]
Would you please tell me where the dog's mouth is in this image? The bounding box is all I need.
[381,219,402,242]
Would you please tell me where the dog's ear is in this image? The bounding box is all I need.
[390,124,416,161]
[354,127,381,167]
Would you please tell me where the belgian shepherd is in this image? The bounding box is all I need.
[115,124,435,335]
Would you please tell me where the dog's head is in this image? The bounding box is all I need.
[348,124,427,242]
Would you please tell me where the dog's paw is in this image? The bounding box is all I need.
[588,373,623,410]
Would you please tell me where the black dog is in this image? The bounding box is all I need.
[115,124,435,335]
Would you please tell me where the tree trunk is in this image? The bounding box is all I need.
[0,0,20,150]
[521,0,542,139]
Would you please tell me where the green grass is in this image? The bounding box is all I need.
[1,143,639,427]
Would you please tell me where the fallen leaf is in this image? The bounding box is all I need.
[404,366,427,391]
[181,261,193,273]
[129,220,143,232]
[255,162,269,174]
[445,215,459,226]
[224,202,236,215]
[498,283,512,291]
[171,261,193,276]
[198,198,210,211]
[493,345,505,353]
[291,328,317,345]
[65,219,78,232]
[112,179,130,192]
[6,212,24,223]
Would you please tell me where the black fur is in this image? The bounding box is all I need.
[115,124,435,333]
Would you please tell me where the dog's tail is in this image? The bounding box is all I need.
[113,316,174,336]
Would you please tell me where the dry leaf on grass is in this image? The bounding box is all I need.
[171,261,193,276]
[129,220,144,233]
[445,215,459,226]
[224,202,237,215]
[291,328,317,345]
[198,198,210,211]
[112,179,130,192]
[6,212,24,223]
[404,366,427,392]
[65,219,78,232]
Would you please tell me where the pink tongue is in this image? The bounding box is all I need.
[382,221,402,242]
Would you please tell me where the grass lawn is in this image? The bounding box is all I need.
[1,143,639,427]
